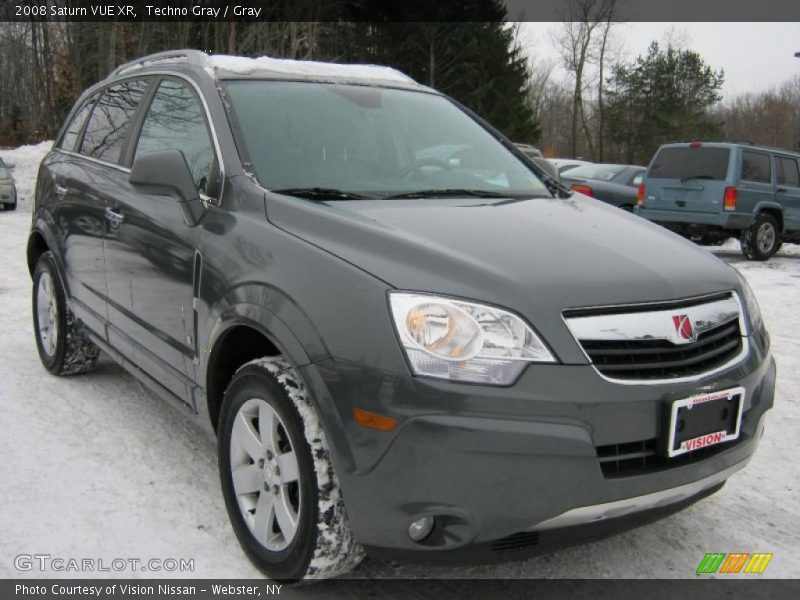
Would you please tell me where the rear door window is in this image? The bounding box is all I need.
[776,156,800,187]
[80,79,150,164]
[741,151,772,184]
[648,147,730,181]
[60,98,95,151]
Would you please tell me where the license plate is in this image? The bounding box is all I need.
[667,387,744,457]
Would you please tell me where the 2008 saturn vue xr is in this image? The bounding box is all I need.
[27,50,775,581]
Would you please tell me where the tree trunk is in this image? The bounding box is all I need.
[571,68,581,157]
[597,21,611,162]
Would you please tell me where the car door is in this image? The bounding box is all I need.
[775,155,800,233]
[103,76,219,405]
[737,150,775,216]
[53,82,149,335]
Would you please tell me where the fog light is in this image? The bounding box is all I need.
[408,516,435,542]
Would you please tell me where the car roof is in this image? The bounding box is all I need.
[658,141,800,158]
[106,49,431,92]
[549,158,592,165]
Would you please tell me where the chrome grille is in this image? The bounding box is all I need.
[565,292,747,383]
[582,319,741,380]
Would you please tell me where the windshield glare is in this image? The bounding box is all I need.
[224,81,550,198]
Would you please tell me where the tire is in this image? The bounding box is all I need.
[740,213,782,261]
[218,357,364,582]
[32,252,100,375]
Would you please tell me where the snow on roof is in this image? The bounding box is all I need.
[207,54,419,87]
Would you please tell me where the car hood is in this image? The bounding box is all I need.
[266,193,741,362]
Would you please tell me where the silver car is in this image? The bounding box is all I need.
[0,158,16,211]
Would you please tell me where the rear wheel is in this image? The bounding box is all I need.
[741,213,781,261]
[32,252,99,375]
[218,357,363,582]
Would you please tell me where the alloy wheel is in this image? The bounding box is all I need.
[229,398,302,551]
[36,272,59,357]
[757,222,776,254]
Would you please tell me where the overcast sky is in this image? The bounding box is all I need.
[518,22,800,98]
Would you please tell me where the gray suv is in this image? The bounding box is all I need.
[637,141,800,260]
[28,51,775,581]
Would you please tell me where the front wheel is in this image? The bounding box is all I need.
[741,213,782,261]
[32,252,99,375]
[218,357,363,582]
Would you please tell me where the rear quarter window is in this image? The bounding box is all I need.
[80,79,150,164]
[741,151,772,184]
[648,147,730,180]
[59,98,95,151]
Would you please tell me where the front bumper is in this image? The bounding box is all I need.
[0,184,16,205]
[301,340,775,563]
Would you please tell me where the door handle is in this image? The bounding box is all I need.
[54,183,68,198]
[777,187,787,194]
[104,208,125,224]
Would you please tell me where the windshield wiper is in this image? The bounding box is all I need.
[382,188,519,200]
[271,187,371,200]
[680,175,716,183]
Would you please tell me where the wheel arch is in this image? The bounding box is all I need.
[201,303,356,473]
[752,202,784,233]
[204,316,299,434]
[26,229,50,278]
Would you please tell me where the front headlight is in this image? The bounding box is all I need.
[737,276,763,334]
[389,292,556,385]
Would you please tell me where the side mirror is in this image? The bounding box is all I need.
[129,149,205,227]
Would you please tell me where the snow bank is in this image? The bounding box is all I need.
[0,141,52,210]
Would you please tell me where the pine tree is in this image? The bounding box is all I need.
[605,42,724,164]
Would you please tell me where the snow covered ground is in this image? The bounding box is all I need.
[0,143,798,581]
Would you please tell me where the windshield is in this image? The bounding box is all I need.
[563,164,626,181]
[649,147,730,180]
[224,81,550,198]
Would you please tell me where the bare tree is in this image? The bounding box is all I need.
[715,75,800,150]
[553,0,620,159]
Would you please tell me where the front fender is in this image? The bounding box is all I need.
[200,298,357,473]
[204,300,321,370]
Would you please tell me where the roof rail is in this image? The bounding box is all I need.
[108,49,209,79]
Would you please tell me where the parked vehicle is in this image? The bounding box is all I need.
[514,143,559,181]
[514,143,543,159]
[28,51,774,582]
[637,141,800,260]
[562,163,645,210]
[549,158,592,175]
[0,157,17,210]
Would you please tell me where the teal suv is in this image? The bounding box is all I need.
[636,142,800,260]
